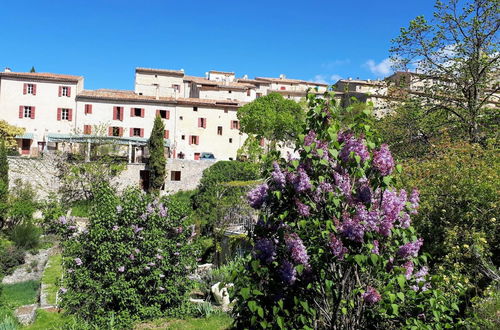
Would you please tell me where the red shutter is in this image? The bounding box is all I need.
[164,130,169,139]
[113,107,117,120]
[68,109,73,121]
[119,127,123,137]
[57,108,62,121]
[129,128,134,136]
[88,104,92,114]
[141,108,145,118]
[108,127,113,136]
[203,118,207,128]
[58,86,62,97]
[23,84,27,95]
[166,110,170,119]
[156,110,160,117]
[19,106,23,118]
[33,84,36,95]
[31,107,35,119]
[140,128,144,137]
[196,136,199,145]
[198,118,201,127]
[67,87,71,97]
[84,125,91,135]
[119,107,123,121]
[130,108,134,117]
[189,136,192,145]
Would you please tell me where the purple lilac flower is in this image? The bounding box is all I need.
[112,225,119,231]
[285,233,310,266]
[372,144,395,176]
[333,171,352,197]
[371,240,380,255]
[381,189,407,223]
[131,224,144,233]
[158,287,165,291]
[247,183,269,209]
[415,266,428,281]
[118,266,125,272]
[173,252,180,256]
[329,234,348,259]
[68,225,77,230]
[357,183,373,205]
[271,162,286,189]
[67,268,74,273]
[315,140,330,160]
[145,266,151,270]
[74,258,82,266]
[403,260,414,279]
[409,188,420,214]
[397,239,424,259]
[412,282,431,292]
[295,200,310,217]
[362,286,382,305]
[339,215,365,243]
[254,238,276,264]
[378,219,393,237]
[304,130,317,146]
[129,254,135,260]
[354,204,378,232]
[294,168,312,193]
[398,212,411,229]
[174,227,183,234]
[140,213,147,221]
[60,287,68,294]
[159,204,168,217]
[386,257,394,272]
[59,216,67,225]
[148,262,156,267]
[319,182,333,193]
[337,130,354,143]
[146,203,154,214]
[116,205,123,213]
[156,254,163,260]
[134,248,140,254]
[340,136,370,163]
[280,260,297,285]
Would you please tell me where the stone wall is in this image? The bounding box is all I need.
[7,156,215,199]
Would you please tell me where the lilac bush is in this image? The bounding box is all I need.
[232,96,460,329]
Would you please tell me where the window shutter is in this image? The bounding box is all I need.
[19,106,23,118]
[140,128,144,137]
[58,86,62,97]
[31,107,35,119]
[119,107,123,121]
[141,108,145,118]
[67,87,71,97]
[57,108,62,121]
[89,104,92,114]
[189,136,192,145]
[164,130,169,139]
[198,118,201,127]
[128,128,132,136]
[113,107,117,120]
[130,108,134,117]
[23,84,27,95]
[33,84,37,95]
[166,110,170,119]
[108,127,113,136]
[203,118,207,128]
[68,109,73,121]
[119,127,123,137]
[196,136,199,145]
[230,120,233,129]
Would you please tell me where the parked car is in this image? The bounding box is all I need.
[200,152,216,160]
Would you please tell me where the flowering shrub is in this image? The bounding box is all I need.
[231,95,461,328]
[60,184,199,328]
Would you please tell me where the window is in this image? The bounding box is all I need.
[61,109,69,120]
[189,135,199,145]
[217,126,223,135]
[229,138,233,143]
[230,120,240,129]
[247,89,251,96]
[83,125,92,135]
[171,171,181,181]
[110,127,122,137]
[132,108,144,117]
[84,104,92,114]
[59,86,71,97]
[256,93,262,98]
[194,153,200,160]
[193,107,198,112]
[280,86,286,91]
[224,109,228,113]
[157,110,170,119]
[21,106,32,118]
[24,84,35,95]
[228,90,232,94]
[179,116,183,120]
[172,84,180,91]
[131,128,143,137]
[57,108,72,121]
[113,106,124,121]
[181,135,185,140]
[198,118,207,128]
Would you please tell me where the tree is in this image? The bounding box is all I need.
[0,140,9,228]
[390,0,499,143]
[0,120,24,149]
[147,116,166,193]
[237,93,304,148]
[30,66,36,73]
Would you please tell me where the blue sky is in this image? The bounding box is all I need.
[0,0,435,90]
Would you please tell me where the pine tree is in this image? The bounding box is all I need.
[147,116,166,193]
[0,140,9,228]
[30,66,36,73]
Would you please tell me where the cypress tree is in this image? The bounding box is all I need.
[30,66,36,73]
[0,140,9,228]
[147,116,166,193]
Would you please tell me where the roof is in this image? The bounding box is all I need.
[76,89,242,108]
[209,70,235,75]
[335,79,385,86]
[46,133,170,147]
[255,77,329,87]
[184,76,254,90]
[135,67,185,77]
[15,132,34,139]
[0,72,82,83]
[236,78,271,85]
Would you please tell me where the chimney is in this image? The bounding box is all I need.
[279,74,286,80]
[205,72,209,79]
[4,67,11,73]
[243,74,248,79]
[348,77,352,81]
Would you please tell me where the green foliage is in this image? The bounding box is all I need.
[236,135,265,163]
[70,199,92,218]
[7,179,37,228]
[231,94,462,328]
[9,221,41,250]
[0,245,25,276]
[147,116,166,193]
[465,286,500,329]
[397,140,499,295]
[60,183,199,328]
[0,121,24,149]
[41,253,63,306]
[237,93,304,145]
[0,316,17,330]
[0,141,8,229]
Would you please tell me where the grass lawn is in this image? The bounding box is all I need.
[23,309,78,330]
[41,253,62,305]
[2,280,40,308]
[135,314,233,329]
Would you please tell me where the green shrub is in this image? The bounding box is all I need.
[60,184,200,328]
[231,96,462,328]
[7,179,37,228]
[9,221,41,250]
[0,245,25,276]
